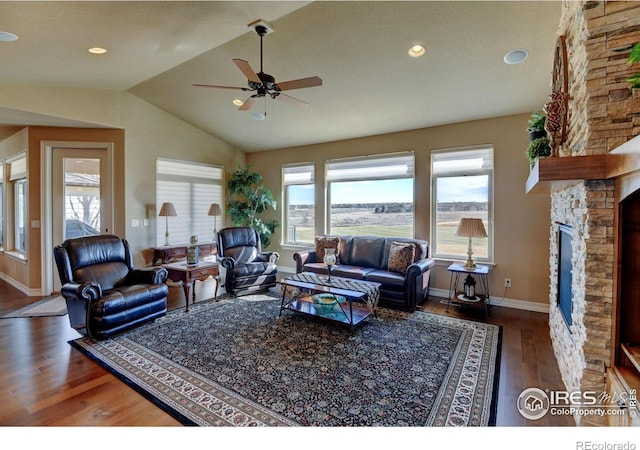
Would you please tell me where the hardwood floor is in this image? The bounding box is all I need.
[0,277,573,427]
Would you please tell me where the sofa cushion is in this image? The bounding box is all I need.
[331,265,376,280]
[365,269,405,289]
[315,236,341,264]
[387,241,416,274]
[349,236,385,268]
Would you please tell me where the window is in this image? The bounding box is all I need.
[8,154,27,255]
[156,158,223,246]
[431,146,493,261]
[283,163,315,245]
[326,152,414,237]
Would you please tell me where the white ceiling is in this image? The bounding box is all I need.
[0,1,562,152]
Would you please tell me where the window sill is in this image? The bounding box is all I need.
[5,251,27,262]
[281,243,314,251]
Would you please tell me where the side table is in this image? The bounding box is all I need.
[164,261,220,312]
[446,263,491,318]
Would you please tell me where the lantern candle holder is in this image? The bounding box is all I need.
[323,248,337,282]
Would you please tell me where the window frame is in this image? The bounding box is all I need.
[325,152,415,237]
[282,162,315,246]
[5,153,28,258]
[430,145,494,262]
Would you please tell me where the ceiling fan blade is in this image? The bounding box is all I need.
[274,92,309,107]
[239,96,258,111]
[192,84,247,91]
[275,76,322,91]
[233,59,261,84]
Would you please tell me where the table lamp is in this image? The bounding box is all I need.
[208,203,222,241]
[159,202,177,246]
[455,218,488,269]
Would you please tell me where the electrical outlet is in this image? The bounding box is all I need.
[505,278,512,288]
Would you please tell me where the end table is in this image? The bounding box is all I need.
[446,263,491,318]
[164,261,220,312]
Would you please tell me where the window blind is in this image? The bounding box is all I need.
[326,152,414,181]
[8,154,27,181]
[156,158,223,246]
[431,146,493,175]
[283,163,314,185]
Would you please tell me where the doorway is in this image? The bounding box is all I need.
[42,141,114,294]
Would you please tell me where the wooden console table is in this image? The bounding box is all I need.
[163,261,220,312]
[153,243,216,265]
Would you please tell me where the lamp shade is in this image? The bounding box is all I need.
[159,202,177,217]
[208,203,222,216]
[455,218,487,238]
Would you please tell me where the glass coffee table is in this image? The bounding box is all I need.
[278,273,381,331]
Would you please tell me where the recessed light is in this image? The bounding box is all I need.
[503,49,528,65]
[0,31,18,42]
[408,44,425,57]
[88,47,107,55]
[233,99,244,106]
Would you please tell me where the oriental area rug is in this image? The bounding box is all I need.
[69,294,501,427]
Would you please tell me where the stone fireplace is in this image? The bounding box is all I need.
[534,1,640,426]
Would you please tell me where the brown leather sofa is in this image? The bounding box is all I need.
[54,235,169,339]
[293,235,435,312]
[217,227,279,296]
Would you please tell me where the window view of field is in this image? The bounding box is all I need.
[287,202,488,258]
[286,203,413,243]
[435,208,488,258]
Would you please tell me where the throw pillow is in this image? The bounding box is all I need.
[388,241,416,274]
[315,236,340,264]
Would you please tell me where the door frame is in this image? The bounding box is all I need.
[41,140,114,295]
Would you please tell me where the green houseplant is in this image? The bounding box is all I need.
[626,42,640,88]
[526,111,547,141]
[226,164,279,248]
[525,136,551,167]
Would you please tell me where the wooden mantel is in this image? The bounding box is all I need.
[525,135,640,194]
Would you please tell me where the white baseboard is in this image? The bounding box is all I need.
[428,287,550,313]
[0,273,44,296]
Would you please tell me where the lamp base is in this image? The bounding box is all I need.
[463,258,477,270]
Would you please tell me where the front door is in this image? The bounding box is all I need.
[51,147,113,291]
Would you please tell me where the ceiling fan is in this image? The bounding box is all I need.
[193,20,322,112]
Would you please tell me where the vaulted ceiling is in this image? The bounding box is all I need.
[0,1,562,152]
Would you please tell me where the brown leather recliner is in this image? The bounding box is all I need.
[54,234,168,339]
[217,227,279,296]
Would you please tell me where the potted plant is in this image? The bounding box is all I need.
[625,42,640,88]
[226,164,279,248]
[525,136,551,167]
[526,111,547,141]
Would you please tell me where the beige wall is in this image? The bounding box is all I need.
[247,113,551,307]
[0,86,245,294]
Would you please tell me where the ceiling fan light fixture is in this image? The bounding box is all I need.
[503,48,528,64]
[0,31,18,42]
[408,44,425,57]
[252,112,266,121]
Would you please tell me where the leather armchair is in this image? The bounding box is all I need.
[54,235,169,339]
[217,227,279,296]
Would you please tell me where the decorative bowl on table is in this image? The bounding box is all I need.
[311,293,344,314]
